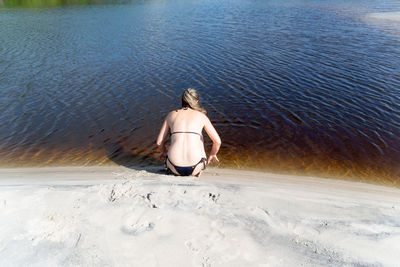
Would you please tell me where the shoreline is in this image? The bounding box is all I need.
[0,166,399,266]
[0,164,398,189]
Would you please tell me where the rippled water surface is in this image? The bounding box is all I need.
[0,0,399,184]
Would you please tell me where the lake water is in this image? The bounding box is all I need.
[0,0,399,185]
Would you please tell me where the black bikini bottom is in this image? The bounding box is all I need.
[166,156,207,176]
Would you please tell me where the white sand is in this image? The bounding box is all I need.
[0,166,399,266]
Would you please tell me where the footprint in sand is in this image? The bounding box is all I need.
[99,181,137,203]
[249,206,300,234]
[208,193,220,203]
[250,207,277,227]
[121,222,155,236]
[185,240,212,267]
[121,208,155,236]
[184,220,226,266]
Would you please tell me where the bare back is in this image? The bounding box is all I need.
[157,106,221,174]
[166,108,207,166]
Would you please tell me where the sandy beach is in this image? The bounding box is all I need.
[0,166,399,266]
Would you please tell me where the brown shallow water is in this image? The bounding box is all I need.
[1,115,398,186]
[0,0,399,186]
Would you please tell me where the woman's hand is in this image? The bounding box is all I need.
[204,116,221,165]
[156,119,169,161]
[207,154,219,164]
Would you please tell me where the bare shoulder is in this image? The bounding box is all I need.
[193,110,208,123]
[167,109,179,119]
[162,110,175,127]
[199,111,210,123]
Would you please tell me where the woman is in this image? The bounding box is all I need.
[156,88,221,176]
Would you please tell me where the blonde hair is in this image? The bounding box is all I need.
[181,88,206,114]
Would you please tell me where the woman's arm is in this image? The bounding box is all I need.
[156,119,170,159]
[203,116,221,164]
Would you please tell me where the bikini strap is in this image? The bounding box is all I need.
[193,158,207,170]
[170,131,202,136]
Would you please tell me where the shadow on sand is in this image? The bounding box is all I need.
[104,140,167,175]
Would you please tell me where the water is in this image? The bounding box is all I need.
[0,0,399,185]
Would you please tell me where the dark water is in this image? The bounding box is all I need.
[0,0,399,185]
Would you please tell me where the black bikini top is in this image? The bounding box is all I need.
[170,131,202,136]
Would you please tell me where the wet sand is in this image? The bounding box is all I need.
[0,166,399,266]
